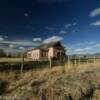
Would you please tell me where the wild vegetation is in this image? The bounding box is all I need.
[0,59,100,100]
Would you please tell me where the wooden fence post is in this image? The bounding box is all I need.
[78,56,80,67]
[87,56,88,65]
[74,57,76,67]
[49,57,52,68]
[21,53,24,74]
[93,56,95,65]
[68,55,70,68]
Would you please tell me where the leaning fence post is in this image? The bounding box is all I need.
[21,53,24,74]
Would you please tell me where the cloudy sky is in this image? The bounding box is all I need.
[0,0,100,54]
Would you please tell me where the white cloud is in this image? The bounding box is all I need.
[94,44,100,48]
[43,36,63,43]
[4,48,21,53]
[0,37,4,41]
[0,35,8,41]
[64,22,77,29]
[72,22,77,26]
[75,48,84,52]
[0,45,25,53]
[65,24,71,29]
[0,36,41,53]
[0,40,40,46]
[69,41,96,49]
[59,30,67,35]
[9,44,15,48]
[90,7,100,17]
[82,47,92,51]
[90,20,100,26]
[19,47,25,50]
[75,47,92,52]
[33,38,42,42]
[68,41,98,54]
[76,42,95,46]
[24,13,29,17]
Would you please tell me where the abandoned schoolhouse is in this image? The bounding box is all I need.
[27,41,66,61]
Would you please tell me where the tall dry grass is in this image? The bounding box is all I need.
[64,59,100,73]
[0,59,100,81]
[0,60,100,100]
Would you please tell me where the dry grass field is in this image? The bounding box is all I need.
[0,58,33,63]
[0,60,100,100]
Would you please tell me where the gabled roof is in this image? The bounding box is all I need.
[36,41,64,49]
[27,41,64,52]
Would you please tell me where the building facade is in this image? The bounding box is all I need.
[27,41,66,61]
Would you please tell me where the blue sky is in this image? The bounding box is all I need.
[0,0,100,54]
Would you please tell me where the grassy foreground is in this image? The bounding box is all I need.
[0,63,100,100]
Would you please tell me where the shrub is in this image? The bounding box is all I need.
[0,79,9,95]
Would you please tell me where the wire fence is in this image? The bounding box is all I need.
[0,57,100,72]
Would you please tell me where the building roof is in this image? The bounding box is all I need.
[27,41,65,52]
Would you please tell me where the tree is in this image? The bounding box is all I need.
[0,49,6,57]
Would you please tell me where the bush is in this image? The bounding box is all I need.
[0,79,9,95]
